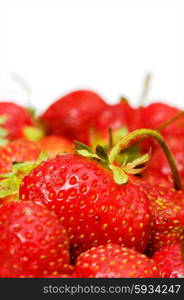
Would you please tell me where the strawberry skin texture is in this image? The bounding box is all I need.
[40,90,108,144]
[0,102,33,140]
[74,244,161,278]
[0,201,70,278]
[0,139,41,175]
[153,244,184,278]
[142,183,184,254]
[20,154,151,259]
[39,135,74,158]
[0,147,12,174]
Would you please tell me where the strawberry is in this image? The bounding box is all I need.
[0,139,41,175]
[0,147,12,175]
[39,135,74,158]
[153,243,184,278]
[0,201,70,278]
[40,90,108,144]
[0,102,33,140]
[141,102,183,135]
[143,136,184,185]
[19,153,151,260]
[74,244,161,278]
[92,99,142,141]
[142,183,184,254]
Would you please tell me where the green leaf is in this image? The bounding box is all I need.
[95,145,108,161]
[109,164,129,185]
[74,141,93,153]
[123,151,151,175]
[76,149,99,159]
[0,176,20,198]
[0,114,7,125]
[0,151,49,198]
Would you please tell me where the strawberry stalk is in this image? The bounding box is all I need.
[109,129,182,190]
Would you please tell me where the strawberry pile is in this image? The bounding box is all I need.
[0,89,184,278]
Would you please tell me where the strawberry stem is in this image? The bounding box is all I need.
[139,73,152,106]
[156,111,184,131]
[109,129,182,190]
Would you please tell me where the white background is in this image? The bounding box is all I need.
[0,0,183,113]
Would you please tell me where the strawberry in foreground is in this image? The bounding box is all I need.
[20,153,151,260]
[40,90,108,144]
[153,243,184,278]
[0,201,70,278]
[0,102,33,141]
[74,244,161,278]
[39,135,74,158]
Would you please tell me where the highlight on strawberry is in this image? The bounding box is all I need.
[0,78,184,278]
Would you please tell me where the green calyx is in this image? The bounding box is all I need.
[76,128,182,190]
[0,151,48,199]
[109,129,182,190]
[74,137,151,185]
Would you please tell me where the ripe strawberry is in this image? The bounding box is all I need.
[39,135,74,158]
[92,100,142,141]
[0,139,41,175]
[142,183,184,254]
[19,153,151,260]
[0,102,33,140]
[74,244,161,278]
[0,147,12,175]
[0,201,70,278]
[153,243,184,278]
[141,102,183,135]
[40,90,108,144]
[143,136,184,185]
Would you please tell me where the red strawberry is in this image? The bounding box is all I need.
[0,201,70,278]
[0,102,33,140]
[0,139,41,175]
[0,147,12,175]
[39,135,74,158]
[153,243,184,278]
[143,136,184,185]
[19,153,151,260]
[74,244,161,278]
[141,102,184,137]
[40,90,108,144]
[142,183,184,254]
[93,100,142,141]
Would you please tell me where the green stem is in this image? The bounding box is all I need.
[109,129,182,190]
